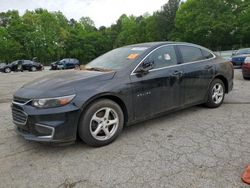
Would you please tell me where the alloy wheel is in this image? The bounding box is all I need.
[212,83,224,104]
[89,107,119,141]
[5,68,11,73]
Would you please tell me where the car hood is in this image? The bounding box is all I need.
[0,63,6,68]
[0,64,8,69]
[14,70,116,99]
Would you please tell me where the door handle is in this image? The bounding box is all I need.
[171,71,184,78]
[205,65,213,70]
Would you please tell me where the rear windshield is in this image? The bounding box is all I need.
[85,47,148,70]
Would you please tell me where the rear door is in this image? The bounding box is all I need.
[22,60,31,70]
[16,60,23,71]
[130,45,184,120]
[177,45,215,105]
[68,59,75,69]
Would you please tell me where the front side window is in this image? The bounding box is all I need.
[146,46,177,69]
[23,60,32,65]
[179,46,204,63]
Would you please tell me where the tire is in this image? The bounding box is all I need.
[31,66,37,72]
[4,67,11,73]
[205,79,225,108]
[78,99,124,147]
[243,75,249,80]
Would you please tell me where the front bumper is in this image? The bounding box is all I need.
[12,102,81,143]
[50,65,58,70]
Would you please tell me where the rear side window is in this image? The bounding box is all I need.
[179,46,204,63]
[201,49,214,59]
[23,60,32,65]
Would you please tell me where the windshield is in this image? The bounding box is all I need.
[10,61,18,65]
[236,48,250,55]
[85,46,148,70]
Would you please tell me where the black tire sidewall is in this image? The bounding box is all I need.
[206,79,225,108]
[78,99,124,147]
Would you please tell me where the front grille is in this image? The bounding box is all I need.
[12,107,28,125]
[13,96,31,104]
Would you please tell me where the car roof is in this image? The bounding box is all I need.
[238,48,250,51]
[61,58,78,60]
[125,41,174,48]
[124,41,207,49]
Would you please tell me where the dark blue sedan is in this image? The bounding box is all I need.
[231,48,250,66]
[51,58,80,70]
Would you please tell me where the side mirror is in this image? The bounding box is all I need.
[135,60,154,75]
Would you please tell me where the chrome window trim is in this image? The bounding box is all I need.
[35,123,55,139]
[130,44,216,76]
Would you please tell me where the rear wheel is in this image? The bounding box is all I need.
[75,65,80,69]
[205,79,225,108]
[31,66,37,72]
[78,99,124,147]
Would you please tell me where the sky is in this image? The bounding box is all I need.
[0,0,167,27]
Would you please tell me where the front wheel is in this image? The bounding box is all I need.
[4,67,11,73]
[78,99,124,147]
[205,79,225,108]
[243,75,249,80]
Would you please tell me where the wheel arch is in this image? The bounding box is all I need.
[213,75,229,93]
[80,93,129,125]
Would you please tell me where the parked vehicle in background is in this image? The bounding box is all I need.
[50,58,80,70]
[215,50,232,61]
[12,42,234,147]
[242,57,250,79]
[231,48,250,66]
[0,60,43,73]
[0,63,6,70]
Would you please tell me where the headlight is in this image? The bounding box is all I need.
[32,94,76,108]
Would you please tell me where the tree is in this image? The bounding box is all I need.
[156,0,181,40]
[79,17,96,32]
[237,0,250,46]
[0,27,22,62]
[171,0,243,50]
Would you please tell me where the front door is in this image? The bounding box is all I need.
[130,45,184,120]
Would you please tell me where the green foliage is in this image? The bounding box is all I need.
[172,0,249,50]
[0,0,249,64]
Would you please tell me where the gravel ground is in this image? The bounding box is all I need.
[0,69,249,188]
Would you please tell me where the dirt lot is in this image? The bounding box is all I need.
[0,69,249,188]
